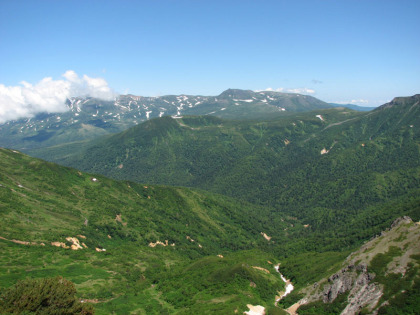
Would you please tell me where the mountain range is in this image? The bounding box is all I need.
[0,89,338,154]
[328,103,376,112]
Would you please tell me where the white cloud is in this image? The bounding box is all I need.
[0,70,117,123]
[257,87,316,94]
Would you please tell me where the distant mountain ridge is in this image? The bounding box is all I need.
[0,89,332,152]
[328,103,376,111]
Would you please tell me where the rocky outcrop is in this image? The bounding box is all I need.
[341,281,382,315]
[148,240,175,247]
[390,216,412,228]
[321,263,382,315]
[298,216,420,315]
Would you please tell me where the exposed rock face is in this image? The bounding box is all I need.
[390,216,412,228]
[341,281,382,315]
[322,263,382,315]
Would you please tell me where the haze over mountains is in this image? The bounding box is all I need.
[0,92,419,314]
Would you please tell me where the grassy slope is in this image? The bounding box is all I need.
[0,148,290,314]
[5,146,416,314]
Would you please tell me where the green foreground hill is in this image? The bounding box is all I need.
[1,147,419,314]
[0,147,300,314]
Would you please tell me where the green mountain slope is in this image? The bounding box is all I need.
[44,108,362,186]
[40,95,420,251]
[1,149,418,314]
[0,148,291,314]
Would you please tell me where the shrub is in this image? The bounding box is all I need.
[0,276,94,314]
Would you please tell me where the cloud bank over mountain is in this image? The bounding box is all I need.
[0,71,116,123]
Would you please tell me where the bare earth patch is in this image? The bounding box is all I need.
[0,236,46,247]
[252,266,270,274]
[260,232,272,241]
[115,214,127,226]
[66,237,83,250]
[244,304,265,315]
[51,241,69,249]
[286,302,301,315]
[148,240,175,247]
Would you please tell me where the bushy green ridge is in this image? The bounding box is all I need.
[45,96,420,253]
[150,250,284,314]
[0,148,291,313]
[369,248,420,314]
[0,276,94,314]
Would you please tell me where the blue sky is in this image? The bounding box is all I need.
[1,0,419,116]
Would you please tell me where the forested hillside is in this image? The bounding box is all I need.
[1,147,418,314]
[1,95,419,314]
[0,148,290,313]
[43,95,420,253]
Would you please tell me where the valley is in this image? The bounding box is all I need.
[0,92,419,314]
